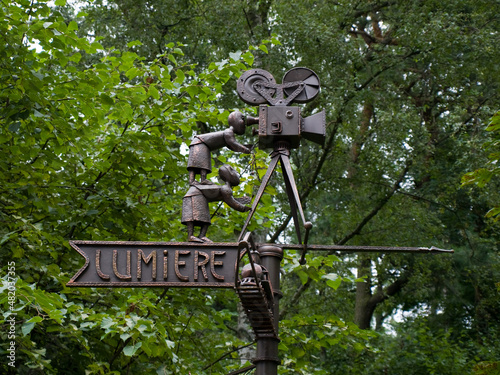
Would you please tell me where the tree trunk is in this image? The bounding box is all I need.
[354,257,375,329]
[237,303,255,365]
[347,101,373,181]
[354,258,411,329]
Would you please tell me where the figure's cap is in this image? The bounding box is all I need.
[228,111,246,135]
[241,263,262,279]
[219,164,240,186]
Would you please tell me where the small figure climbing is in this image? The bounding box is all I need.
[187,111,253,185]
[182,164,251,242]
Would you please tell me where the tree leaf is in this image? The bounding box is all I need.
[123,342,142,356]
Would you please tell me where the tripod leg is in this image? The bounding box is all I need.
[238,154,280,241]
[280,154,312,245]
[279,157,302,244]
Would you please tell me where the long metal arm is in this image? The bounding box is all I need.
[261,244,454,253]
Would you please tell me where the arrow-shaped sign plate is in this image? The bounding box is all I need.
[67,241,240,288]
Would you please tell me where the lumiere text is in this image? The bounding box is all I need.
[95,248,227,282]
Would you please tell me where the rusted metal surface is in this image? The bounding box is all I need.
[237,69,276,105]
[67,241,240,288]
[258,105,302,149]
[282,67,320,103]
[253,245,283,375]
[237,141,313,246]
[236,68,325,247]
[187,116,250,185]
[183,108,253,243]
[237,68,325,151]
[235,239,279,341]
[182,164,251,243]
[234,240,284,374]
[236,283,278,339]
[273,243,454,253]
[237,67,320,107]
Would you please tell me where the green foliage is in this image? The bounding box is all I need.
[2,0,500,374]
[0,1,264,373]
[360,320,471,375]
[463,111,500,220]
[279,314,375,374]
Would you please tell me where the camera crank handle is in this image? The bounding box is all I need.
[245,115,259,126]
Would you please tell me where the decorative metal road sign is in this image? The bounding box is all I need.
[67,67,454,375]
[67,241,240,288]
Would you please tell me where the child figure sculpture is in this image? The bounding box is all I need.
[182,165,251,243]
[187,111,251,185]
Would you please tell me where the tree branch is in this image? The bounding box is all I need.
[279,277,312,320]
[337,160,411,245]
[202,342,255,371]
[369,272,410,307]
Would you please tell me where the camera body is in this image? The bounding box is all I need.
[259,106,301,149]
[258,105,326,150]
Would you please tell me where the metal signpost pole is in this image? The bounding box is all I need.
[254,245,283,375]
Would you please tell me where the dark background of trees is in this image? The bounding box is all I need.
[1,0,499,373]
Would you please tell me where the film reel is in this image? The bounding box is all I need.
[237,69,276,105]
[282,67,320,103]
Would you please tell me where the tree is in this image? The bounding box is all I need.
[0,1,269,373]
[2,0,500,374]
[463,110,500,222]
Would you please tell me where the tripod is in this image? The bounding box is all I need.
[238,141,312,246]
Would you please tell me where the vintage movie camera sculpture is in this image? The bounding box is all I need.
[237,68,326,246]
